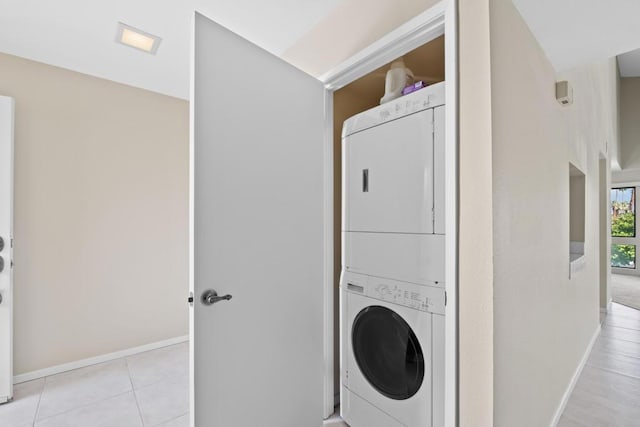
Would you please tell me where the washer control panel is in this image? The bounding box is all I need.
[342,271,445,315]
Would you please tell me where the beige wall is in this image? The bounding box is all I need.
[489,0,615,425]
[0,53,189,374]
[614,77,640,182]
[570,171,586,242]
[458,0,495,424]
[282,0,441,77]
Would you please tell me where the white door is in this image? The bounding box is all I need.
[0,97,14,404]
[192,12,327,427]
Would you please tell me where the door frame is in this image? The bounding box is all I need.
[0,96,14,404]
[319,1,458,425]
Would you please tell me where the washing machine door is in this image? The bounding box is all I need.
[351,305,425,400]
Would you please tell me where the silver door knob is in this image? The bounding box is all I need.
[201,289,232,306]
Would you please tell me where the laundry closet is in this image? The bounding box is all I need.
[332,35,446,427]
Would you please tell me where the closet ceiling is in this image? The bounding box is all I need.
[0,0,343,100]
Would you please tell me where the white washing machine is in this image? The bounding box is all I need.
[341,271,445,427]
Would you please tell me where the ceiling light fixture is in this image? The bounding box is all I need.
[116,22,161,54]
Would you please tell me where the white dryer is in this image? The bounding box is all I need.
[341,271,445,427]
[341,82,446,288]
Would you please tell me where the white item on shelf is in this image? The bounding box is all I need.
[380,59,414,104]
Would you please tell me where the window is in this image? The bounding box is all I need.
[612,244,636,269]
[611,187,635,237]
[611,187,637,270]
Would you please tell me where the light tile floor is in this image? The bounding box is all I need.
[11,304,636,427]
[0,342,189,427]
[558,302,640,426]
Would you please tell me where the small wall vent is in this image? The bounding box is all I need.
[556,81,573,106]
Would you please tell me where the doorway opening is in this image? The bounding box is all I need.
[322,4,456,422]
[331,34,445,403]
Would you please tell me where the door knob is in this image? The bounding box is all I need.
[201,289,232,306]
[0,256,3,273]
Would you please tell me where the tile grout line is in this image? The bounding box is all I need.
[599,329,640,342]
[602,323,640,333]
[156,411,189,427]
[594,335,640,355]
[31,376,46,426]
[125,356,146,426]
[584,361,640,383]
[32,390,135,424]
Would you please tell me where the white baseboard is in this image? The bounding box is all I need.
[13,335,189,384]
[550,324,601,426]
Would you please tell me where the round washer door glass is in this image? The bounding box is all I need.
[352,305,425,400]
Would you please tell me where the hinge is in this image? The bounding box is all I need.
[188,292,194,306]
[444,291,447,306]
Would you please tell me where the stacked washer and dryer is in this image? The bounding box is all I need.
[340,82,446,427]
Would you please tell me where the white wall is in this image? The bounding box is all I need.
[282,0,441,76]
[0,52,189,374]
[489,0,615,425]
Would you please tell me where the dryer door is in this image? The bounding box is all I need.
[351,305,425,400]
[344,108,434,234]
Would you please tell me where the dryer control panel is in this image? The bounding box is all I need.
[342,271,445,315]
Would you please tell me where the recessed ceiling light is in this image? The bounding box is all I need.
[116,22,161,54]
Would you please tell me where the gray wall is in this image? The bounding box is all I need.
[613,77,640,183]
[0,52,189,374]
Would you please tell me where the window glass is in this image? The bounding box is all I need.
[612,244,636,269]
[611,187,635,237]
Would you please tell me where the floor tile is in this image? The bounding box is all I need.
[561,372,640,426]
[134,374,189,426]
[587,346,640,379]
[609,300,640,319]
[600,324,640,344]
[556,414,589,427]
[35,392,142,427]
[0,378,44,427]
[593,335,640,359]
[561,304,640,425]
[126,342,188,390]
[157,413,189,427]
[604,313,640,331]
[36,359,132,420]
